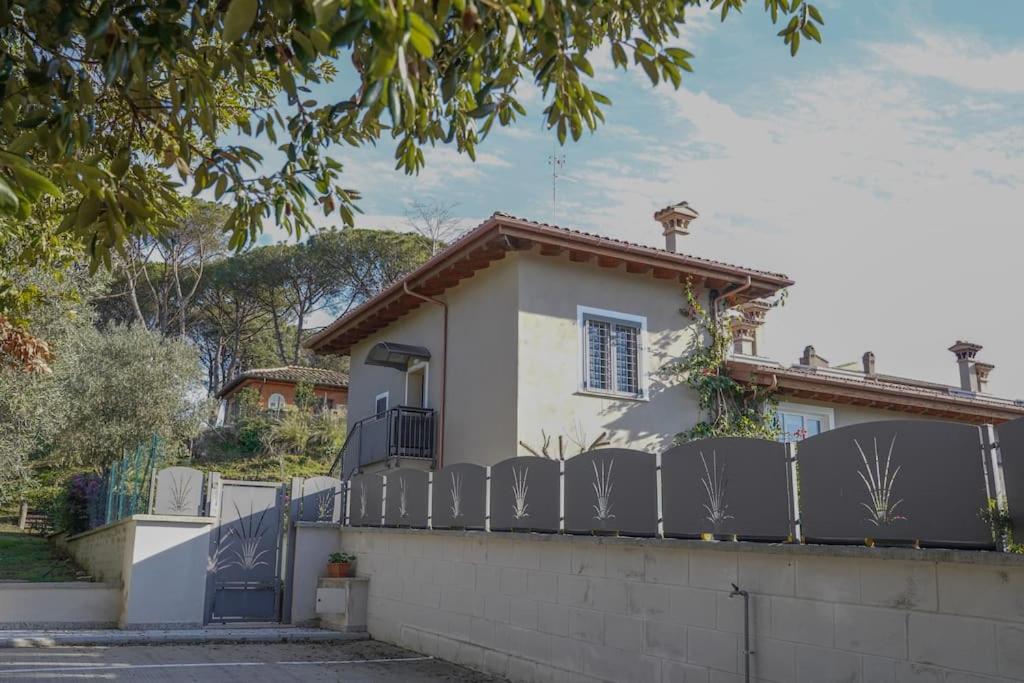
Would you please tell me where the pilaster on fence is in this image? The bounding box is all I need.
[786,442,800,542]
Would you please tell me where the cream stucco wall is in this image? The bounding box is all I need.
[515,253,703,455]
[779,398,943,430]
[346,252,705,467]
[348,257,519,467]
[349,305,445,426]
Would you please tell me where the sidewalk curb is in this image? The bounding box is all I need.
[0,628,368,648]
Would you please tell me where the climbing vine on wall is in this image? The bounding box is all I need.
[670,281,783,443]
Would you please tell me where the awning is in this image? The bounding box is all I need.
[365,342,431,371]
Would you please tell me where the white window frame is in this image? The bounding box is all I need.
[776,401,835,442]
[404,361,430,408]
[576,305,649,401]
[267,393,286,411]
[374,391,389,417]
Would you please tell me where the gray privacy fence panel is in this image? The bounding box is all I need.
[565,449,657,536]
[431,463,486,529]
[994,418,1024,534]
[662,438,792,540]
[799,420,992,547]
[384,469,429,528]
[296,476,343,523]
[490,456,560,532]
[152,466,204,516]
[348,473,384,527]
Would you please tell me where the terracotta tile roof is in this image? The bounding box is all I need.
[307,212,793,354]
[490,212,791,280]
[217,366,349,398]
[728,357,1024,424]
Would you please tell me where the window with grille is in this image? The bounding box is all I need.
[579,308,645,398]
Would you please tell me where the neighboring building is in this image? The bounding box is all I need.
[307,205,1024,477]
[728,342,1024,441]
[216,365,349,425]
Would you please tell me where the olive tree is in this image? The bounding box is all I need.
[53,323,208,468]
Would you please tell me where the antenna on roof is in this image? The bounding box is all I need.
[547,142,565,224]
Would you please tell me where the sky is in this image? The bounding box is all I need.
[258,0,1024,398]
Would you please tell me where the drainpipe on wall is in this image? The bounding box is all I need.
[710,275,753,320]
[403,283,448,468]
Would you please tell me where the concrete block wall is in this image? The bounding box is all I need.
[339,528,1024,683]
[64,518,133,583]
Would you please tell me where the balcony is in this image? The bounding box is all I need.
[333,406,436,478]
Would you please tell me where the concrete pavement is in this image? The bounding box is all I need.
[0,626,364,648]
[0,640,501,681]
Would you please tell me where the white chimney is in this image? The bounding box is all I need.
[653,202,699,253]
[948,341,989,392]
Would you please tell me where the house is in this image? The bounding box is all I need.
[728,341,1024,441]
[307,205,1024,477]
[216,365,349,425]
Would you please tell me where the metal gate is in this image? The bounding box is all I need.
[205,477,286,623]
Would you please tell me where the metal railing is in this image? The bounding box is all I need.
[330,406,436,478]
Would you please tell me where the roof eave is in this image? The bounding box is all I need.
[307,214,794,356]
[728,360,1024,424]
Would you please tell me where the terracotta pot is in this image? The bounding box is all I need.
[327,561,352,578]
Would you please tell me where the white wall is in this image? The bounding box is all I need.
[289,523,342,626]
[64,514,214,629]
[0,583,120,628]
[120,517,213,628]
[341,527,1024,683]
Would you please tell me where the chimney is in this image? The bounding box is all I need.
[948,340,985,392]
[730,300,771,356]
[800,345,829,369]
[862,351,876,378]
[975,362,994,393]
[653,201,699,253]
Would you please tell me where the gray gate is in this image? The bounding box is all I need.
[205,477,286,623]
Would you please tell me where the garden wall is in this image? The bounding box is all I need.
[340,527,1024,683]
[0,583,120,629]
[62,514,214,628]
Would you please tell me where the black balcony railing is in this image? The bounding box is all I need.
[331,406,436,478]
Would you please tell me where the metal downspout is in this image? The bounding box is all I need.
[403,282,448,468]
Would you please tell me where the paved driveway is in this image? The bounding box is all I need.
[0,640,500,681]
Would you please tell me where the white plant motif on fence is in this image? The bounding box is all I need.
[314,489,333,521]
[449,472,463,519]
[358,481,367,520]
[166,471,194,513]
[700,451,734,530]
[855,435,906,526]
[222,502,272,573]
[512,466,530,520]
[398,476,409,519]
[591,458,615,521]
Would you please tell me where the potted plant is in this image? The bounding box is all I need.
[327,552,356,578]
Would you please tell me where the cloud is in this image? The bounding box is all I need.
[557,61,1024,396]
[870,31,1024,93]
